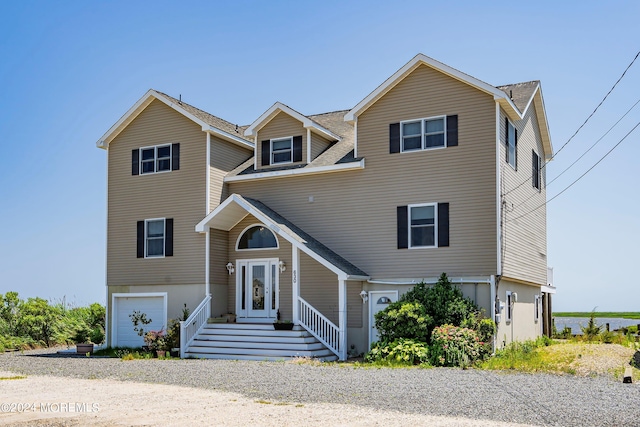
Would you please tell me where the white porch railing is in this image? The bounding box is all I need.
[298,296,342,359]
[180,294,211,358]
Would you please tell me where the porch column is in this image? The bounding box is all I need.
[292,246,300,324]
[338,277,347,361]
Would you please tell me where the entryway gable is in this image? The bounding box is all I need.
[196,194,369,281]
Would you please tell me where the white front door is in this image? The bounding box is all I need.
[236,259,279,321]
[368,290,398,347]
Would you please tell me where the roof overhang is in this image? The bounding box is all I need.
[195,194,369,280]
[531,85,553,160]
[244,102,341,141]
[344,53,523,123]
[224,158,365,182]
[96,89,253,150]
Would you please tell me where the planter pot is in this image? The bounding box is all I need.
[76,343,94,354]
[223,313,236,323]
[156,350,166,358]
[273,323,294,331]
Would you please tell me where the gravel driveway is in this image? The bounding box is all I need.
[1,349,639,426]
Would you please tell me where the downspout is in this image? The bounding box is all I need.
[205,133,211,297]
[493,100,502,352]
[104,147,110,346]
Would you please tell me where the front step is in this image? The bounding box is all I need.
[184,322,338,361]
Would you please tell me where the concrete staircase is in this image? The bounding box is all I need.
[184,323,338,361]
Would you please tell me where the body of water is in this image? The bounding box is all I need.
[553,317,639,334]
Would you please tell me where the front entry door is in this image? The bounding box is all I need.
[368,290,399,346]
[236,259,279,321]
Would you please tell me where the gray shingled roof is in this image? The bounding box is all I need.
[242,197,369,278]
[496,81,539,113]
[154,90,252,142]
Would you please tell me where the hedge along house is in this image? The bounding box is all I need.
[97,54,555,360]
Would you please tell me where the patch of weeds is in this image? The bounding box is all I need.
[274,402,291,406]
[480,338,575,374]
[255,399,272,405]
[295,404,304,408]
[0,375,27,380]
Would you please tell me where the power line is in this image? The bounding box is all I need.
[510,97,640,211]
[547,97,640,186]
[553,50,640,157]
[506,120,640,223]
[502,50,640,197]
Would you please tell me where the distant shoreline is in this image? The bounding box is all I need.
[554,312,640,319]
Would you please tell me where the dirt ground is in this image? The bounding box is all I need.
[0,373,534,427]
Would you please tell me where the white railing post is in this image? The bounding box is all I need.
[292,247,300,324]
[297,296,341,359]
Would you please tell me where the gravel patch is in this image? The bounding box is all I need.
[1,348,639,426]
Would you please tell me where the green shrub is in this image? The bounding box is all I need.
[365,338,430,365]
[581,309,602,341]
[374,301,433,343]
[430,324,481,368]
[402,273,478,329]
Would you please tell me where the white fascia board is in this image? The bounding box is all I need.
[346,275,370,281]
[532,88,554,160]
[195,195,243,233]
[224,159,365,183]
[345,54,520,122]
[96,89,157,149]
[245,102,341,141]
[367,276,492,285]
[540,285,556,294]
[203,125,254,149]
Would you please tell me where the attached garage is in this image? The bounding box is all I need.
[111,293,167,347]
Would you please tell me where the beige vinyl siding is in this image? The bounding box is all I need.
[210,229,229,317]
[256,112,307,169]
[310,132,333,160]
[300,252,338,324]
[227,215,293,320]
[500,105,547,285]
[107,99,206,286]
[230,64,497,279]
[209,136,252,209]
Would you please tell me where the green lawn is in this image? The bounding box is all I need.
[554,312,640,319]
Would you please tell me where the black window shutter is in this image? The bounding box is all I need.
[532,150,540,189]
[261,140,270,166]
[132,149,139,175]
[446,115,458,146]
[136,221,144,258]
[172,143,180,171]
[397,206,408,249]
[165,218,174,257]
[437,203,450,247]
[389,123,400,153]
[505,117,510,163]
[514,128,518,169]
[293,136,303,162]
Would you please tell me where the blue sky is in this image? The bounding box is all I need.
[0,1,638,311]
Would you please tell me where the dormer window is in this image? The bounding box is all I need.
[260,136,303,167]
[271,137,293,164]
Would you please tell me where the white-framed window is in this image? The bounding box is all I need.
[145,218,165,258]
[534,294,540,323]
[505,291,513,323]
[408,203,437,248]
[236,224,279,251]
[506,120,517,169]
[532,150,541,190]
[401,116,446,152]
[271,137,293,164]
[140,144,172,174]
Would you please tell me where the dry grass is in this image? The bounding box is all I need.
[482,340,640,380]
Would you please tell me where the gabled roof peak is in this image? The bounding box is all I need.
[244,102,342,141]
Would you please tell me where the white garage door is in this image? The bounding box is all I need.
[112,293,167,348]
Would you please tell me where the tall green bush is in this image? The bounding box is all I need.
[365,338,430,365]
[374,301,433,343]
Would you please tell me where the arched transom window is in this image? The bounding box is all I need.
[237,225,278,250]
